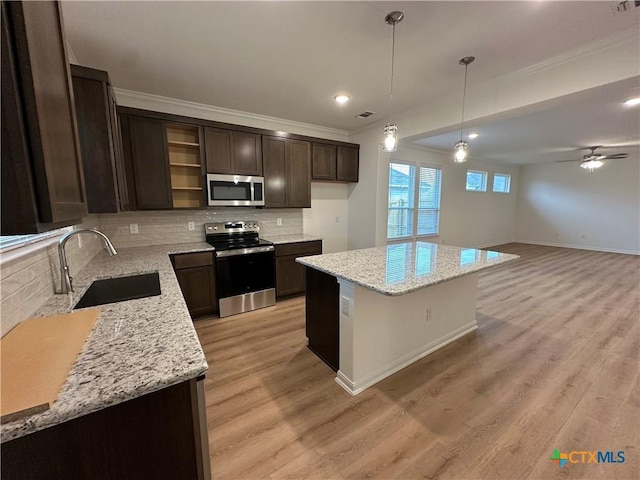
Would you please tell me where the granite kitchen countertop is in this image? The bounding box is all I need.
[1,242,213,443]
[261,233,323,245]
[297,241,519,296]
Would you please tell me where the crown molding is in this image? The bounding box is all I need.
[113,88,349,141]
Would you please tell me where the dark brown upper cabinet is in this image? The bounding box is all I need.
[204,127,262,176]
[262,137,311,208]
[311,143,359,183]
[1,1,87,234]
[71,65,127,213]
[120,114,173,210]
[312,144,336,181]
[337,146,359,182]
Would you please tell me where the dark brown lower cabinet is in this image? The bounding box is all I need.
[274,240,322,298]
[172,252,217,318]
[1,378,211,480]
[305,267,339,371]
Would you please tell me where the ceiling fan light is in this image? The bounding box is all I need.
[580,159,603,172]
[383,124,398,152]
[453,140,468,163]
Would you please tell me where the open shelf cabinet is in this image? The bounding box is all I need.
[166,124,204,208]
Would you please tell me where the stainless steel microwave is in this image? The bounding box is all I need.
[206,174,265,207]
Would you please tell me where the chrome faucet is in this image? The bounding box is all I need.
[58,228,117,294]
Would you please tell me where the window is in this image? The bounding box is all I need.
[492,173,511,193]
[387,162,442,240]
[466,170,487,191]
[0,227,72,253]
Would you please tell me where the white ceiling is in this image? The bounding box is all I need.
[414,76,640,164]
[61,1,640,163]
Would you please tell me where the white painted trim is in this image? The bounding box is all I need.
[471,239,517,250]
[0,235,63,266]
[113,88,349,140]
[335,321,478,396]
[514,240,640,256]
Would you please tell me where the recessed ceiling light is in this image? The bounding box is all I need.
[334,95,350,104]
[468,132,479,139]
[624,97,640,107]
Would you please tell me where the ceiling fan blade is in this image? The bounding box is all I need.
[604,153,629,159]
[555,159,579,163]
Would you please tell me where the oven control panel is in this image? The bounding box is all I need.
[205,221,260,234]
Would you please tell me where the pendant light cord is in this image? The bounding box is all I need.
[390,23,396,103]
[459,63,468,142]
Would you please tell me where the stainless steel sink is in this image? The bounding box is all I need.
[74,272,161,309]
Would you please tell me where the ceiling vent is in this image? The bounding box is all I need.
[356,111,376,119]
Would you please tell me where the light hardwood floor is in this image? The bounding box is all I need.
[195,243,639,480]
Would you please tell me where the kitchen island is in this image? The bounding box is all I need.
[297,241,519,395]
[1,243,214,480]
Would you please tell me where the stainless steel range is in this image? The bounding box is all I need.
[205,221,275,318]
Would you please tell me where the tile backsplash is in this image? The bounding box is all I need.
[0,216,104,336]
[0,208,302,334]
[98,208,303,248]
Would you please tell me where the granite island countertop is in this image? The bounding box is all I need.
[297,241,519,296]
[1,242,213,443]
[261,233,323,245]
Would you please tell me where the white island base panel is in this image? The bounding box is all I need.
[335,273,479,395]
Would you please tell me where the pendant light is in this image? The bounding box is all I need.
[453,56,475,163]
[382,11,404,153]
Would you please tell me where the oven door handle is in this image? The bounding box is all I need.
[215,246,275,258]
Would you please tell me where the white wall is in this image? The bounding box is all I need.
[303,183,349,253]
[346,28,638,251]
[515,156,640,255]
[347,127,382,250]
[379,146,520,249]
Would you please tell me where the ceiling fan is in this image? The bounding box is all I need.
[556,146,629,172]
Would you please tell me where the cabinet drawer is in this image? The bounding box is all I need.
[274,240,322,257]
[172,251,214,269]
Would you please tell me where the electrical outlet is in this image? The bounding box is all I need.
[341,296,351,317]
[425,308,432,322]
[335,216,340,223]
[129,223,139,234]
[188,221,195,231]
[277,218,282,226]
[580,233,586,239]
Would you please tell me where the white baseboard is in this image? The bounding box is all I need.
[472,238,516,250]
[515,240,640,256]
[335,321,478,396]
